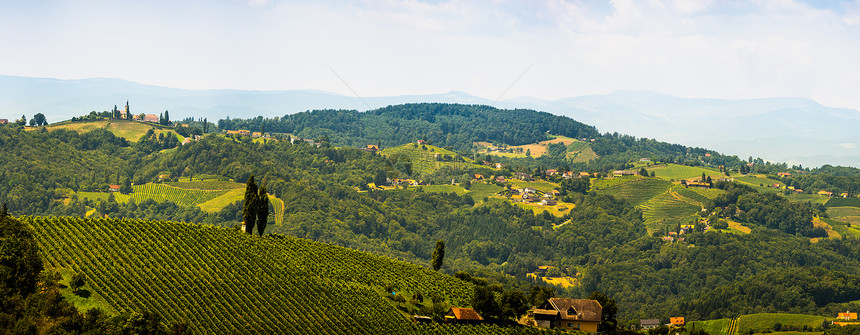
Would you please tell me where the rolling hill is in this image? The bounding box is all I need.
[28,216,491,334]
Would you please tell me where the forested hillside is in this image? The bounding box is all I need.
[3,103,860,329]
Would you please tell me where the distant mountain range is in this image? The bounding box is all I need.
[1,75,858,168]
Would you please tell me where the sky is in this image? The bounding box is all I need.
[2,0,860,110]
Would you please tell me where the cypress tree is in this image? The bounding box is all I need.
[242,175,258,235]
[257,186,269,236]
[431,240,445,271]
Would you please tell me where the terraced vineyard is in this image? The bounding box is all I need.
[115,183,227,207]
[595,177,673,206]
[381,144,485,177]
[29,216,562,334]
[640,188,701,231]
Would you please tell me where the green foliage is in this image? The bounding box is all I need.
[70,273,86,293]
[257,186,269,236]
[588,291,618,331]
[472,285,501,319]
[28,216,477,334]
[218,103,601,151]
[0,216,43,297]
[432,240,445,271]
[242,175,258,234]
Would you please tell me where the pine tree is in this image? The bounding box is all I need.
[242,175,258,235]
[256,186,269,236]
[431,240,445,271]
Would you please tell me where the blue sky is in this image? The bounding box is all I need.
[2,0,859,110]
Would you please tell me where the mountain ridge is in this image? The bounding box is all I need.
[1,74,857,168]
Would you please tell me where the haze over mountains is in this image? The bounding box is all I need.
[2,75,858,168]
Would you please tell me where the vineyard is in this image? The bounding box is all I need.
[26,216,567,334]
[594,177,673,206]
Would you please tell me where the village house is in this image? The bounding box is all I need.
[579,172,591,178]
[144,114,159,123]
[445,308,483,324]
[613,170,635,177]
[474,174,485,181]
[252,132,262,138]
[520,187,537,194]
[533,298,602,332]
[108,185,121,192]
[838,311,858,321]
[417,139,426,145]
[182,138,192,145]
[639,158,651,163]
[546,169,559,176]
[495,176,506,182]
[365,144,378,152]
[516,172,533,181]
[495,163,505,169]
[818,191,834,197]
[541,198,558,206]
[640,319,661,330]
[670,317,685,327]
[778,172,792,177]
[0,119,8,124]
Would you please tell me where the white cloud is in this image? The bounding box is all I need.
[0,0,859,111]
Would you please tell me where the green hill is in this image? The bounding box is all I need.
[41,119,182,143]
[30,216,479,334]
[381,143,485,177]
[594,176,673,207]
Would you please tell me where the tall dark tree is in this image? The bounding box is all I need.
[588,291,618,331]
[32,113,47,126]
[0,215,43,297]
[472,285,501,319]
[242,175,258,235]
[431,240,445,271]
[163,110,170,125]
[256,186,269,236]
[639,167,649,177]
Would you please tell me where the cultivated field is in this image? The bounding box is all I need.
[42,119,183,143]
[737,313,827,334]
[647,164,725,181]
[594,177,673,206]
[381,143,484,176]
[476,136,598,162]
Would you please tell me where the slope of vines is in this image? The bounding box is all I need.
[26,216,560,334]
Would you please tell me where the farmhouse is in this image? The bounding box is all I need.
[533,298,602,332]
[670,317,685,326]
[365,144,378,152]
[516,172,533,181]
[252,132,262,138]
[613,170,635,177]
[818,191,834,197]
[838,311,858,320]
[445,308,483,324]
[0,119,7,124]
[546,169,559,176]
[778,172,792,177]
[640,319,661,330]
[495,176,506,182]
[521,187,537,194]
[639,158,651,162]
[417,139,426,145]
[144,114,159,123]
[108,185,121,192]
[238,130,251,136]
[495,163,505,169]
[541,199,558,206]
[474,174,485,180]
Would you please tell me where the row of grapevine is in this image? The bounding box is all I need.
[112,183,227,207]
[26,216,557,334]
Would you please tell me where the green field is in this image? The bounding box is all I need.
[78,181,285,224]
[382,144,484,177]
[641,188,701,232]
[690,318,733,335]
[675,186,724,202]
[828,206,860,226]
[29,216,479,334]
[468,182,506,201]
[738,313,827,334]
[826,198,860,208]
[647,164,725,181]
[413,184,469,195]
[594,177,673,206]
[41,119,183,143]
[510,179,559,193]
